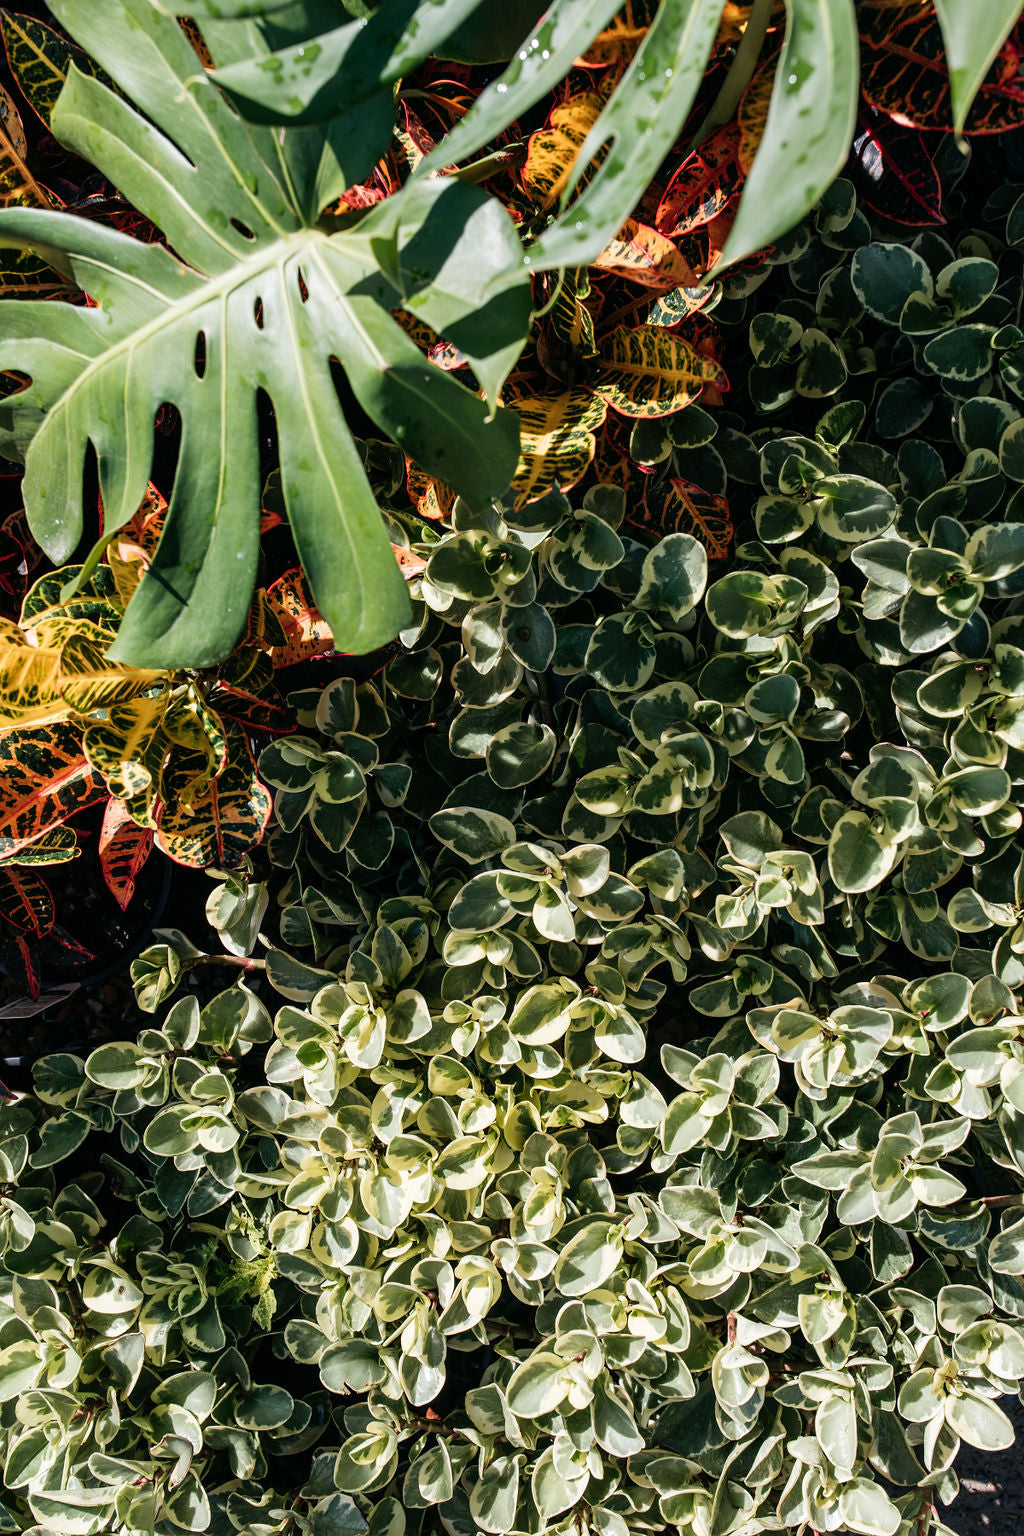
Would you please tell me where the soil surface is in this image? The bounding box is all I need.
[945,1399,1024,1534]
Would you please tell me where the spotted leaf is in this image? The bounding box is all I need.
[0,9,112,126]
[264,569,336,671]
[98,797,153,911]
[522,92,604,212]
[656,124,743,238]
[0,863,52,936]
[0,722,104,858]
[632,475,734,560]
[593,219,699,292]
[155,724,271,869]
[0,82,51,208]
[506,385,608,506]
[574,0,658,66]
[861,6,1024,133]
[590,326,727,418]
[406,462,457,524]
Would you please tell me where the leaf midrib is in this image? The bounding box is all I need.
[40,226,372,424]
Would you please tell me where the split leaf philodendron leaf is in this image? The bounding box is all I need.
[210,0,489,127]
[156,0,296,14]
[933,0,1024,135]
[0,0,530,669]
[718,0,860,271]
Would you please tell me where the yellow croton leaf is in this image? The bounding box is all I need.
[547,269,597,358]
[0,83,52,209]
[522,92,604,212]
[0,616,59,728]
[81,694,174,816]
[59,627,162,717]
[155,723,271,869]
[162,691,229,794]
[590,326,728,418]
[575,0,658,66]
[738,60,776,175]
[0,617,157,728]
[505,385,609,507]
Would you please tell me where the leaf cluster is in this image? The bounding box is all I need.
[10,170,1024,1522]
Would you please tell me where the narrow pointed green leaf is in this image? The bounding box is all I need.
[717,0,859,272]
[526,0,723,273]
[933,0,1024,135]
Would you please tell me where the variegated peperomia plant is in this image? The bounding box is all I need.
[9,172,1024,1536]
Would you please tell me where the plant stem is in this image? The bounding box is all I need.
[689,0,776,154]
[189,954,267,973]
[447,143,528,186]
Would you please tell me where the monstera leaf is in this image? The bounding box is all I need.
[0,0,530,669]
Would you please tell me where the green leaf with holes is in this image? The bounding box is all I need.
[0,0,529,668]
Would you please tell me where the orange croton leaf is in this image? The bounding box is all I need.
[264,568,336,671]
[592,414,638,490]
[394,545,427,577]
[407,461,457,522]
[178,14,214,68]
[593,218,700,293]
[0,722,105,859]
[738,58,777,174]
[155,723,271,870]
[99,797,153,911]
[860,6,1024,133]
[656,124,743,238]
[632,475,734,560]
[0,864,52,938]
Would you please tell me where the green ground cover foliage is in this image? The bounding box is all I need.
[5,167,1024,1536]
[3,3,1024,1535]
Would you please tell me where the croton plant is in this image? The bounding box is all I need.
[2,3,1024,1536]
